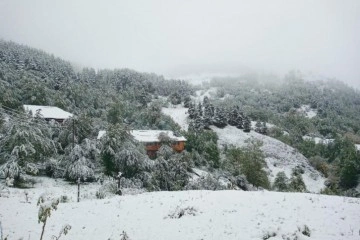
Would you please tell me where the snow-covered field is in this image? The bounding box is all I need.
[1,178,359,240]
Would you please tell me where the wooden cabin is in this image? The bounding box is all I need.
[23,105,73,123]
[97,130,186,158]
[130,130,186,158]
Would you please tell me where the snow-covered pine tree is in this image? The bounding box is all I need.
[228,108,239,126]
[0,113,56,183]
[273,171,289,192]
[255,120,262,133]
[213,107,227,128]
[202,98,213,129]
[188,102,196,119]
[197,103,203,117]
[183,95,191,108]
[194,115,204,132]
[260,122,268,135]
[114,142,147,178]
[64,144,95,182]
[100,123,130,175]
[236,111,244,129]
[157,144,174,160]
[243,116,251,132]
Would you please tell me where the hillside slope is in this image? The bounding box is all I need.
[0,178,359,240]
[162,104,325,193]
[211,126,325,193]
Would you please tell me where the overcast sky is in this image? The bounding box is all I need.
[0,0,359,86]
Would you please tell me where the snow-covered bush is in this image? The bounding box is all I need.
[167,206,199,219]
[44,158,64,178]
[186,174,227,190]
[37,194,71,240]
[225,140,270,189]
[152,155,190,191]
[65,157,95,181]
[64,144,95,182]
[114,145,148,178]
[0,158,21,179]
[273,171,289,192]
[157,144,174,160]
[289,173,307,192]
[95,180,117,199]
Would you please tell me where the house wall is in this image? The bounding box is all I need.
[172,141,185,152]
[144,141,186,158]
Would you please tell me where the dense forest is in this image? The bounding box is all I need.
[0,40,359,197]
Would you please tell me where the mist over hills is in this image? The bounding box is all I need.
[0,39,359,197]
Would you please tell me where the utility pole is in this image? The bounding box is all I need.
[72,118,75,149]
[116,172,122,195]
[77,177,80,202]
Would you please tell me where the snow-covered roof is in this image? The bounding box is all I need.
[23,105,73,119]
[97,130,106,140]
[355,144,360,151]
[97,130,186,142]
[131,130,186,143]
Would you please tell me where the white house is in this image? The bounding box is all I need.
[23,105,73,123]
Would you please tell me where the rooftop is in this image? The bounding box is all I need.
[97,130,186,142]
[131,130,186,143]
[23,105,73,119]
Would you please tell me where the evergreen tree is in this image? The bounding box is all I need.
[260,122,268,135]
[243,116,251,132]
[273,171,289,192]
[169,92,182,105]
[213,107,227,128]
[188,102,196,119]
[235,111,244,129]
[115,143,147,178]
[203,141,220,168]
[64,144,95,182]
[228,109,238,126]
[100,123,130,175]
[203,99,213,129]
[289,170,307,192]
[197,103,203,117]
[183,95,191,108]
[226,141,270,189]
[255,120,262,133]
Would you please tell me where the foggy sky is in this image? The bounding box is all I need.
[0,0,359,87]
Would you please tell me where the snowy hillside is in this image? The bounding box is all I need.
[1,178,359,240]
[162,99,325,193]
[211,126,325,193]
[162,105,189,131]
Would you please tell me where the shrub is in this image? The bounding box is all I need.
[226,140,270,189]
[308,156,329,177]
[289,174,307,192]
[273,171,289,192]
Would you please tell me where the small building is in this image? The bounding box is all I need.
[97,130,187,158]
[131,130,186,158]
[23,105,73,123]
[355,144,360,154]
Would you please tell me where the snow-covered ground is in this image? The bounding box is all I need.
[302,136,334,145]
[1,178,359,240]
[298,105,317,119]
[212,126,325,193]
[194,88,218,102]
[161,101,325,193]
[162,105,189,131]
